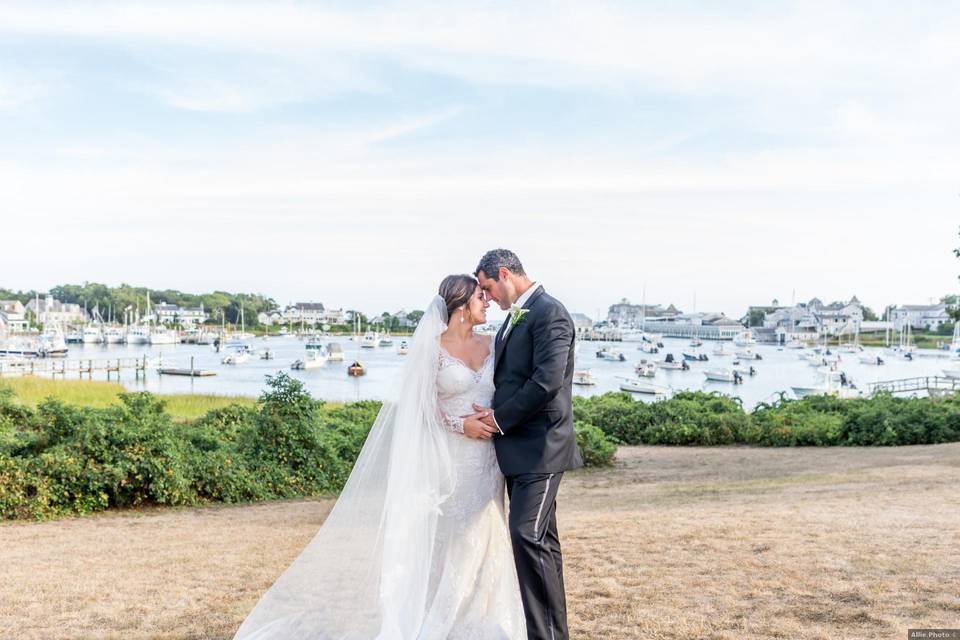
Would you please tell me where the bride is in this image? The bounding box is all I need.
[232,274,527,639]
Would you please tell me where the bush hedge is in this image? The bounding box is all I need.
[574,390,960,448]
[0,376,618,520]
[7,377,957,521]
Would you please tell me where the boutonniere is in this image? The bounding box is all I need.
[509,305,529,327]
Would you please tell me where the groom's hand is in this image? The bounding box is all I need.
[472,404,503,435]
[462,412,498,439]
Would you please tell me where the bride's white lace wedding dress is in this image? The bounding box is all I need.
[232,297,525,640]
[424,343,527,638]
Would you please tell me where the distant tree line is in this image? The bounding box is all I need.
[0,283,276,328]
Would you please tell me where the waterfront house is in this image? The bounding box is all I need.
[392,309,418,329]
[746,296,864,342]
[569,312,594,338]
[25,296,86,326]
[257,310,285,326]
[606,298,681,327]
[0,300,29,332]
[282,302,345,326]
[154,302,208,326]
[891,304,951,331]
[644,311,745,340]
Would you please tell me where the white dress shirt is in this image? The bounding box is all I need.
[498,281,540,344]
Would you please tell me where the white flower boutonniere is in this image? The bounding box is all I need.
[509,304,530,327]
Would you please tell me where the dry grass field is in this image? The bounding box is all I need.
[3,443,958,639]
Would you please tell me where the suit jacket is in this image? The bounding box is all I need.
[492,285,584,476]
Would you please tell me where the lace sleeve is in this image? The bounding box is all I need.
[438,408,465,434]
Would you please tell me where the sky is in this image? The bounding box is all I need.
[1,1,958,321]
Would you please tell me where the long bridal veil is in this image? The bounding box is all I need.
[233,296,457,640]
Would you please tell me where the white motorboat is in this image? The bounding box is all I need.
[221,337,254,355]
[792,369,860,399]
[326,342,345,362]
[658,354,687,370]
[735,348,760,360]
[859,354,885,365]
[733,331,757,347]
[397,340,409,355]
[732,364,759,377]
[703,368,740,383]
[81,326,103,344]
[361,331,378,348]
[65,330,82,344]
[292,348,328,370]
[103,327,125,344]
[619,378,667,396]
[306,336,326,350]
[784,339,806,349]
[180,328,202,343]
[596,347,627,362]
[126,325,151,344]
[638,342,659,354]
[712,343,732,357]
[379,334,394,347]
[573,370,597,385]
[37,324,68,357]
[221,349,250,365]
[0,337,38,358]
[635,360,658,378]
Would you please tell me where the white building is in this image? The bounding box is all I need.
[569,312,594,337]
[644,311,745,340]
[0,300,29,332]
[747,296,864,342]
[154,302,207,326]
[153,302,207,326]
[257,310,285,326]
[606,298,681,327]
[392,309,418,329]
[891,304,951,331]
[25,296,86,326]
[282,303,346,327]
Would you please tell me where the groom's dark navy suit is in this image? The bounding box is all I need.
[492,284,582,640]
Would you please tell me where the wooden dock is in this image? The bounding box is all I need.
[0,356,150,379]
[158,368,216,377]
[0,355,213,380]
[866,376,960,397]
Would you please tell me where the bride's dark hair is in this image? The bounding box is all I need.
[438,274,478,322]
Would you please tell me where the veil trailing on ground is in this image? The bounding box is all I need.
[233,296,456,640]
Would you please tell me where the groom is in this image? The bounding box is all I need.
[468,248,583,640]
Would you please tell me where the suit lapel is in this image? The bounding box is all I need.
[494,285,545,371]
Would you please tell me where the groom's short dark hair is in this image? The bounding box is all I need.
[475,249,525,281]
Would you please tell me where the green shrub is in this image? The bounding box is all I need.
[574,422,617,467]
[573,392,653,444]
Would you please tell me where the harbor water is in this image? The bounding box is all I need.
[12,334,957,409]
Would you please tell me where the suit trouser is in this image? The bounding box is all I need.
[506,472,568,640]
